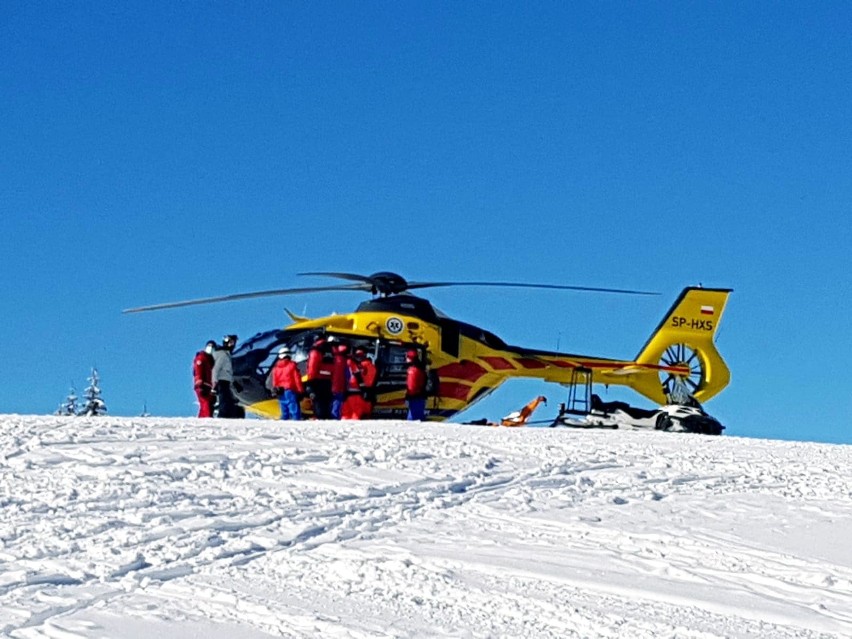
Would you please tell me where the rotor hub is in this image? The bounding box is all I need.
[367,272,410,296]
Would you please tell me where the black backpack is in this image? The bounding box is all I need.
[425,369,440,397]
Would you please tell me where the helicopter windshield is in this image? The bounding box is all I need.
[233,330,285,357]
[233,329,315,377]
[231,329,285,376]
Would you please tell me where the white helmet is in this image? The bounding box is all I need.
[278,346,291,358]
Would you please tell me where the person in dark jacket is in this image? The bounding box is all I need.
[271,346,304,420]
[305,336,332,419]
[212,334,240,418]
[405,349,427,421]
[193,340,216,417]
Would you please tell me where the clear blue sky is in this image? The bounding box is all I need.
[2,2,850,443]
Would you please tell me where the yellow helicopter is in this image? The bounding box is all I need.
[124,272,732,421]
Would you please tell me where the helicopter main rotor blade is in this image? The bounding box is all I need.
[297,271,375,284]
[124,271,658,313]
[122,283,371,314]
[299,272,657,296]
[298,271,412,295]
[405,281,659,296]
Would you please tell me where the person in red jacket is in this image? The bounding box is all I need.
[305,336,332,419]
[330,342,350,419]
[405,349,427,421]
[342,346,377,420]
[271,346,304,420]
[193,340,216,417]
[357,347,377,416]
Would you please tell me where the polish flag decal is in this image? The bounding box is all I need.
[700,305,715,316]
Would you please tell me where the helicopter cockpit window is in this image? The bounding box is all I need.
[258,332,316,374]
[233,330,285,356]
[287,333,313,365]
[232,329,286,377]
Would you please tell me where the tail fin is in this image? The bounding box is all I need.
[633,287,732,403]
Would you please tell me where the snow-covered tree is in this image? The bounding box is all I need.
[80,368,108,416]
[55,385,79,416]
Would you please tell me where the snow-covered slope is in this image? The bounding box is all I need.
[1,415,851,638]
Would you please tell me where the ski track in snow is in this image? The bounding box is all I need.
[1,415,851,638]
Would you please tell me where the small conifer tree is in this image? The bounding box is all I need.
[56,385,79,416]
[80,368,108,416]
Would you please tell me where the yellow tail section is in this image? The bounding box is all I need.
[631,287,732,404]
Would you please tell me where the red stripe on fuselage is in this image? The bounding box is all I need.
[436,361,488,383]
[439,382,473,400]
[479,356,516,370]
[514,357,547,369]
[548,359,577,368]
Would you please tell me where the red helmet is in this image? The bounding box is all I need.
[406,349,418,360]
[313,336,326,346]
[336,344,349,354]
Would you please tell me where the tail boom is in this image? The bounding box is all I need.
[500,287,732,406]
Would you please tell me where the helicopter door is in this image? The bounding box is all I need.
[372,341,427,409]
[374,343,410,388]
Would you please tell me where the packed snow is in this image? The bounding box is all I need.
[1,415,851,638]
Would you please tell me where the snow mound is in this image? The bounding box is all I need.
[1,415,851,638]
